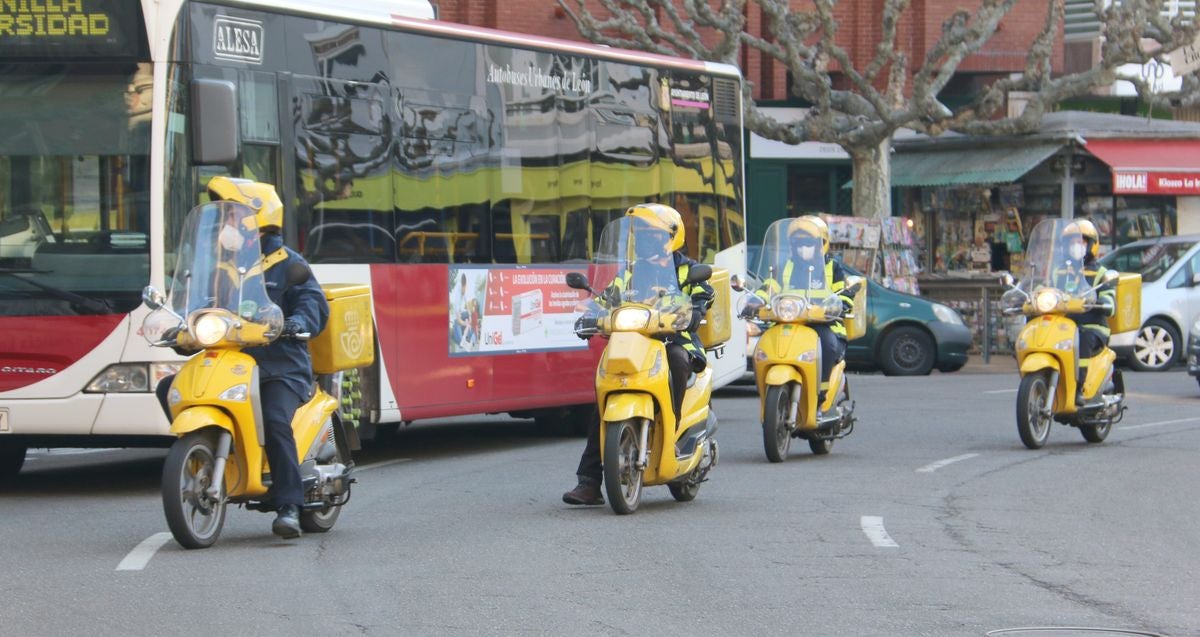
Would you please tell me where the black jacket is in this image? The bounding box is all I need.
[244,233,330,399]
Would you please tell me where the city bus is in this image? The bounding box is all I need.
[0,0,747,474]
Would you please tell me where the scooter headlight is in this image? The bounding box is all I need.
[773,295,807,322]
[1034,289,1062,314]
[193,313,231,347]
[218,384,249,402]
[612,307,651,331]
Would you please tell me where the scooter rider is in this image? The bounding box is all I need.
[749,215,854,406]
[1057,219,1116,401]
[155,177,329,539]
[562,203,714,506]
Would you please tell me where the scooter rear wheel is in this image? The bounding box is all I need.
[1080,370,1121,444]
[300,422,350,533]
[162,431,226,549]
[762,384,792,463]
[1016,372,1052,450]
[603,419,643,514]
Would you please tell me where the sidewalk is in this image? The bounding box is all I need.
[942,353,1018,375]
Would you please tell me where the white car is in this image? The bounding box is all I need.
[1101,233,1200,371]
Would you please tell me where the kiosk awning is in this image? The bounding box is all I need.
[1085,139,1200,195]
[887,143,1062,187]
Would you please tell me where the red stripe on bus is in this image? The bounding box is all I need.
[369,264,599,416]
[0,315,124,392]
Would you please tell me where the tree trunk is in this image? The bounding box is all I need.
[849,139,892,219]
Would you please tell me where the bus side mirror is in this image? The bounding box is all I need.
[191,79,240,165]
[686,264,712,284]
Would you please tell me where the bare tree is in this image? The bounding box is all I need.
[558,0,1200,218]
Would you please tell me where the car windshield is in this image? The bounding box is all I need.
[1099,240,1193,283]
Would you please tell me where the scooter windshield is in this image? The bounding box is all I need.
[755,218,828,297]
[1020,218,1097,300]
[143,202,283,345]
[591,216,694,319]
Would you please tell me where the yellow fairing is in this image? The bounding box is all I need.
[168,350,267,498]
[822,361,846,413]
[291,391,340,460]
[1080,348,1116,401]
[754,323,819,425]
[1017,314,1079,414]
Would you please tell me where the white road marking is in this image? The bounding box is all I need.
[27,448,118,457]
[116,532,173,571]
[916,453,980,473]
[355,458,411,472]
[861,516,899,548]
[984,389,1018,395]
[1121,417,1200,431]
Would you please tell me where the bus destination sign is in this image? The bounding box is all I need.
[0,0,137,58]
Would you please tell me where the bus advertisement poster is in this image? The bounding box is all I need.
[449,265,589,356]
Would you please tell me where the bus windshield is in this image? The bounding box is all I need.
[0,62,152,316]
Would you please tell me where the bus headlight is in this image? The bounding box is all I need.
[612,307,651,331]
[84,364,150,393]
[773,295,806,322]
[1034,289,1062,314]
[193,313,230,347]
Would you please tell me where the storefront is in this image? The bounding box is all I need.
[891,111,1200,358]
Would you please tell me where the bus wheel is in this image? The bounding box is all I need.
[0,444,26,478]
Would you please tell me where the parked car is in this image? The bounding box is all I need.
[1099,233,1200,371]
[1188,315,1200,389]
[739,246,971,377]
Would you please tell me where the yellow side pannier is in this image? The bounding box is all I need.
[309,284,376,374]
[1107,272,1142,335]
[843,277,869,341]
[697,267,732,348]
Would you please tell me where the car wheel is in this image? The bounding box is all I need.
[878,326,935,376]
[1130,318,1180,372]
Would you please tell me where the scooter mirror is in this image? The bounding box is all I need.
[1000,272,1016,288]
[565,271,590,290]
[730,274,744,292]
[1101,269,1119,289]
[686,264,712,284]
[843,275,865,297]
[142,286,165,310]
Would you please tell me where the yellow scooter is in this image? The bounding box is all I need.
[737,218,865,461]
[1001,219,1134,449]
[566,217,718,515]
[142,201,368,548]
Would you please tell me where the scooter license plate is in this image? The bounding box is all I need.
[0,408,9,433]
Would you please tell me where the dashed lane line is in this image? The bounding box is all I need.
[983,389,1018,394]
[116,532,173,571]
[355,458,411,472]
[1121,417,1200,431]
[916,453,980,473]
[861,516,899,548]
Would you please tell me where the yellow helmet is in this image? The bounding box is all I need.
[625,203,684,253]
[1062,218,1099,259]
[207,176,284,233]
[788,215,829,253]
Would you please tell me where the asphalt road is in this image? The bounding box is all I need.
[1,370,1197,637]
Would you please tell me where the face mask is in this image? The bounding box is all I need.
[799,245,817,261]
[219,224,243,252]
[1068,242,1086,260]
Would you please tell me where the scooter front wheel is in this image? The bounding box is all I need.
[603,419,644,514]
[162,431,227,549]
[1016,372,1052,450]
[762,384,792,463]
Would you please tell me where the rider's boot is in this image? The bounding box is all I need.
[562,477,604,506]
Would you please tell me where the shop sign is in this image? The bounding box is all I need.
[1113,171,1200,195]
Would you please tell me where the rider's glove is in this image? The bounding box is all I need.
[738,305,756,320]
[281,318,304,337]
